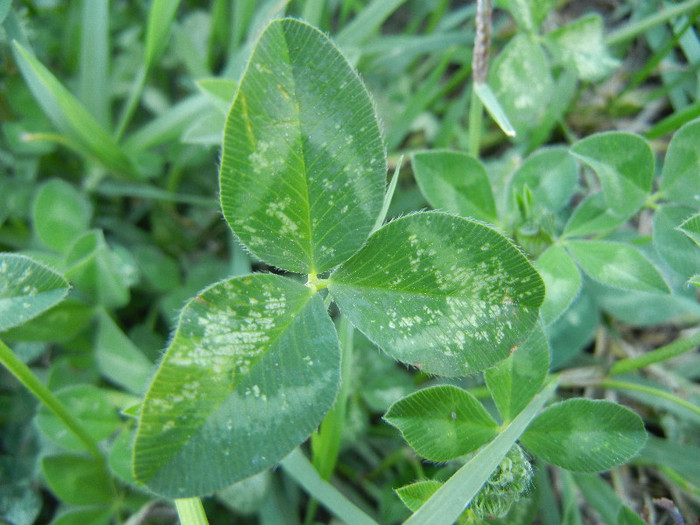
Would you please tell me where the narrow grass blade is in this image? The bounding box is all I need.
[474,82,516,137]
[281,448,380,525]
[145,0,182,68]
[336,0,407,48]
[371,157,402,235]
[403,379,558,525]
[79,0,110,129]
[12,42,137,178]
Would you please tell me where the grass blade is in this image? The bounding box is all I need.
[281,448,380,525]
[12,41,137,178]
[79,0,110,129]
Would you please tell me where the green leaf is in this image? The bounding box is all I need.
[566,240,669,294]
[220,18,385,274]
[95,312,153,395]
[411,150,497,223]
[616,506,646,525]
[520,399,647,472]
[196,77,238,114]
[485,323,550,423]
[396,480,443,512]
[133,274,340,497]
[328,212,545,376]
[494,0,555,32]
[508,147,577,214]
[570,132,654,218]
[654,206,700,278]
[678,212,700,246]
[11,42,137,178]
[385,385,499,462]
[35,384,121,451]
[545,15,620,81]
[404,380,558,525]
[64,230,131,308]
[0,254,70,332]
[79,0,110,129]
[33,179,92,252]
[42,454,115,506]
[489,35,553,140]
[535,245,581,325]
[563,192,629,238]
[217,470,271,515]
[49,507,113,525]
[0,298,92,343]
[660,118,700,208]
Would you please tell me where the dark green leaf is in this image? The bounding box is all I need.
[329,212,545,376]
[566,240,669,294]
[521,399,647,472]
[0,253,70,332]
[411,150,497,223]
[220,18,385,274]
[385,385,499,461]
[570,132,653,218]
[33,179,92,252]
[660,118,700,208]
[133,274,340,497]
[616,506,646,525]
[485,323,550,422]
[49,507,113,525]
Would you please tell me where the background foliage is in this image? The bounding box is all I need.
[1,1,700,524]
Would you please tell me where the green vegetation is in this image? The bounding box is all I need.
[1,1,699,524]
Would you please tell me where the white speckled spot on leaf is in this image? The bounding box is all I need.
[133,274,340,498]
[328,212,545,376]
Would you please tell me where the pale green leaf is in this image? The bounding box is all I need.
[520,399,647,472]
[133,274,340,497]
[11,42,137,178]
[660,118,700,208]
[220,18,385,274]
[494,0,555,31]
[485,323,550,422]
[196,77,238,114]
[79,0,110,128]
[536,244,581,325]
[489,35,553,140]
[570,132,654,218]
[64,230,131,308]
[33,179,92,253]
[0,254,70,332]
[566,240,669,294]
[411,150,497,223]
[545,15,620,81]
[35,384,121,451]
[678,212,700,246]
[617,506,646,525]
[654,206,700,278]
[396,480,443,512]
[328,212,544,376]
[385,385,499,462]
[563,192,629,238]
[507,147,577,214]
[95,312,153,395]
